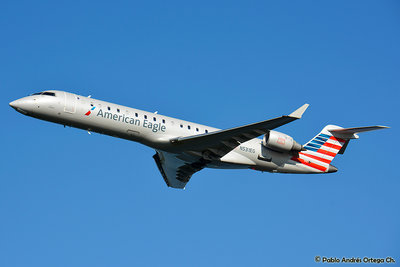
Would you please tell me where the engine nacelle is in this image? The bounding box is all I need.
[262,130,303,153]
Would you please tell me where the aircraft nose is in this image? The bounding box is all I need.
[9,98,33,114]
[9,100,18,108]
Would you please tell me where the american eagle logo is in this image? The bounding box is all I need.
[277,137,286,145]
[85,106,96,116]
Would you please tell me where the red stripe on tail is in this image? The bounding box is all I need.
[291,157,327,172]
[323,142,342,150]
[317,149,337,157]
[299,152,332,164]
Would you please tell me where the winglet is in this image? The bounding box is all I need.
[289,104,309,119]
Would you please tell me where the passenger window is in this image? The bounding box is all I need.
[162,119,165,124]
[153,117,156,122]
[117,108,120,113]
[107,107,111,111]
[196,128,199,132]
[188,125,191,130]
[90,104,93,107]
[180,124,183,128]
[144,115,147,119]
[205,130,208,133]
[135,113,138,117]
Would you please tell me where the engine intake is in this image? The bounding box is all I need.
[262,130,303,153]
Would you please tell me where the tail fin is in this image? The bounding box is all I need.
[302,125,347,165]
[296,125,388,172]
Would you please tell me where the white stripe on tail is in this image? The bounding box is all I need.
[291,125,346,172]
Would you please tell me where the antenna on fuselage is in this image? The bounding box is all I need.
[154,111,158,114]
[88,95,91,98]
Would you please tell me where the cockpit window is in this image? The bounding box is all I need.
[31,92,56,96]
[42,92,56,96]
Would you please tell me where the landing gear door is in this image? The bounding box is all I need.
[64,92,76,113]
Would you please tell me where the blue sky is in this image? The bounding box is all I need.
[1,0,399,266]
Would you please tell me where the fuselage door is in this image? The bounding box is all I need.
[64,92,76,113]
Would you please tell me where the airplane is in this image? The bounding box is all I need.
[9,90,388,189]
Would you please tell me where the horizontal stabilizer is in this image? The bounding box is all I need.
[328,125,389,139]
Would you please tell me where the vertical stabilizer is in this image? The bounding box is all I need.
[302,125,346,165]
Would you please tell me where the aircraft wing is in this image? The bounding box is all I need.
[153,150,209,189]
[169,104,309,159]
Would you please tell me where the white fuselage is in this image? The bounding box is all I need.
[9,90,321,174]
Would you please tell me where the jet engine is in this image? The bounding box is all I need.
[262,130,303,153]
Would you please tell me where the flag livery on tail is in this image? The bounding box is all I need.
[291,125,345,172]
